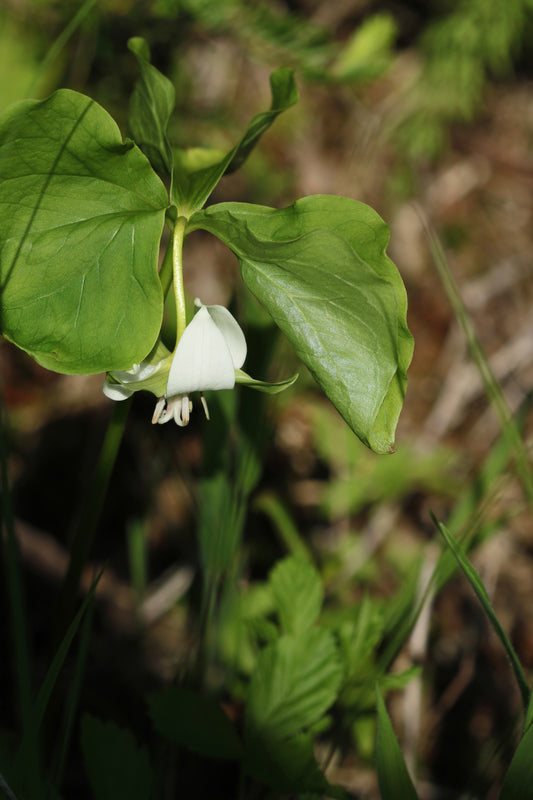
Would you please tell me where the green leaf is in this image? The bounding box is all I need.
[243,730,350,798]
[244,628,342,741]
[148,687,243,760]
[375,688,418,800]
[128,37,175,176]
[432,514,530,711]
[189,195,413,453]
[81,715,152,800]
[498,713,533,799]
[337,595,384,683]
[172,67,298,216]
[0,89,167,374]
[269,556,323,635]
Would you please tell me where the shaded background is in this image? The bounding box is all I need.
[2,0,533,797]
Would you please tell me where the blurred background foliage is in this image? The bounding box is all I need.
[2,0,533,797]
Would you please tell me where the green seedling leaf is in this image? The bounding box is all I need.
[0,89,167,374]
[337,595,384,684]
[244,628,342,741]
[375,688,418,800]
[81,715,152,800]
[172,67,298,216]
[128,37,175,176]
[432,514,530,711]
[148,687,243,760]
[189,195,413,453]
[269,556,323,635]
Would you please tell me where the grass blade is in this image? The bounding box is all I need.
[420,210,533,514]
[431,513,529,711]
[375,687,418,800]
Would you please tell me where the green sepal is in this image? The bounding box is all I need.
[235,368,298,393]
[104,339,172,398]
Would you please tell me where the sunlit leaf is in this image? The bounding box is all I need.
[189,195,413,453]
[0,89,167,374]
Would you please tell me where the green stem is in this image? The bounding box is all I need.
[172,216,188,345]
[158,230,175,299]
[52,398,131,646]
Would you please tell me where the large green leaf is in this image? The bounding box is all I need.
[0,89,168,374]
[172,67,298,216]
[189,195,413,453]
[128,37,175,176]
[81,715,152,800]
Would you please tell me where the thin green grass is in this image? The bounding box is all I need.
[418,208,533,513]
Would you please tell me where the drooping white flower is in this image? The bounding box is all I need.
[102,298,297,427]
[153,299,247,425]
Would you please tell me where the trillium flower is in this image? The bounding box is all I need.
[153,299,247,426]
[103,299,298,427]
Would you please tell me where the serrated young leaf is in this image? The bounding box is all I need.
[269,556,323,635]
[375,689,418,800]
[81,715,153,800]
[171,67,298,216]
[244,628,342,741]
[0,89,167,374]
[148,687,243,760]
[128,37,175,176]
[189,195,413,453]
[337,595,384,682]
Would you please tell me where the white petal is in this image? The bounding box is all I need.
[204,304,247,368]
[167,307,236,395]
[102,379,133,400]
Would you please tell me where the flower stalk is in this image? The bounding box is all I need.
[172,216,188,344]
